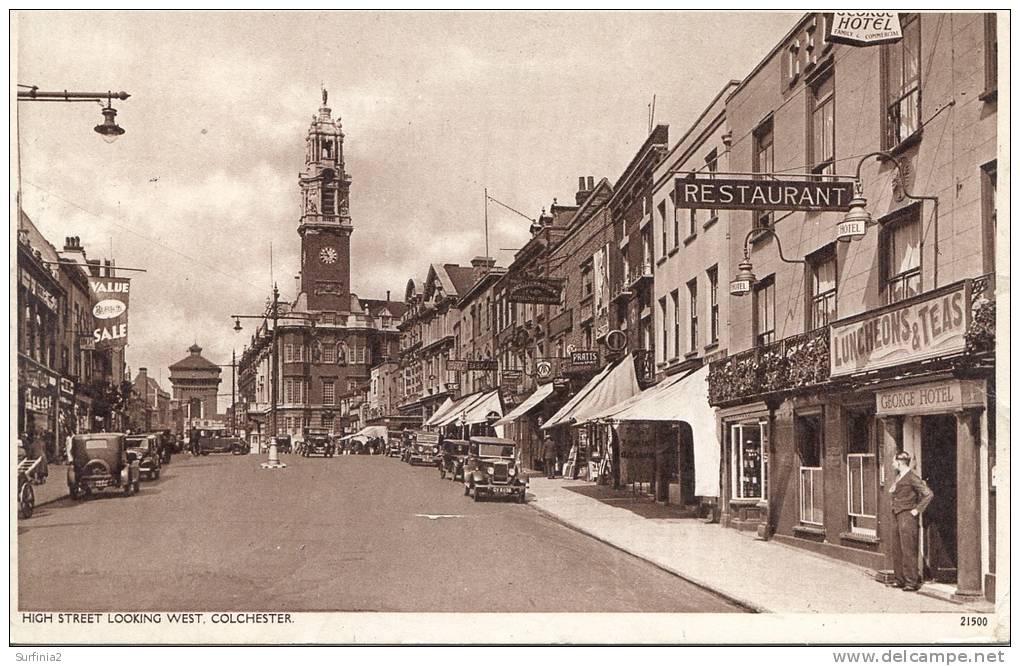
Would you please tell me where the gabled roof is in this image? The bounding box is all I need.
[445,265,477,296]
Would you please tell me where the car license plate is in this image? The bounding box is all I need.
[491,486,512,494]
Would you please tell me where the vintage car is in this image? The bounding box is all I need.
[439,439,470,481]
[386,431,403,457]
[275,435,293,454]
[67,433,141,499]
[463,436,527,503]
[231,438,251,455]
[126,434,162,480]
[406,431,440,466]
[399,430,415,462]
[303,430,336,457]
[197,435,240,455]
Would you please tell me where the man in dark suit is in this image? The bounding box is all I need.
[888,451,934,591]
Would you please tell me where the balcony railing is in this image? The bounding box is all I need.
[610,277,632,303]
[627,261,653,288]
[708,326,829,406]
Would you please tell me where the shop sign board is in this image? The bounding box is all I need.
[876,380,985,416]
[89,276,131,351]
[446,359,467,371]
[506,277,565,305]
[467,359,498,371]
[20,269,59,311]
[825,12,902,47]
[673,177,854,212]
[501,369,522,383]
[536,360,553,379]
[570,351,599,368]
[830,283,969,377]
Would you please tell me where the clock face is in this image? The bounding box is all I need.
[319,247,338,264]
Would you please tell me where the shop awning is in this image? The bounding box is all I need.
[434,390,491,427]
[462,389,503,424]
[355,425,390,441]
[609,366,719,497]
[566,354,641,425]
[493,382,555,426]
[576,371,688,424]
[541,363,614,430]
[423,397,456,427]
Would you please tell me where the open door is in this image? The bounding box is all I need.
[920,415,958,584]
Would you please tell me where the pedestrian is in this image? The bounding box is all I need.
[27,428,48,484]
[542,435,557,479]
[888,451,934,592]
[65,428,74,465]
[189,428,200,456]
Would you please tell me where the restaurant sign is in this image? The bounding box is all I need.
[506,277,565,305]
[830,283,969,377]
[674,177,854,212]
[825,13,902,47]
[876,380,985,417]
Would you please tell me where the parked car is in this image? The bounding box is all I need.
[386,430,403,457]
[406,431,440,466]
[231,438,251,455]
[463,436,526,503]
[126,434,162,480]
[303,430,335,457]
[275,435,293,454]
[439,439,470,481]
[67,433,141,499]
[197,435,239,455]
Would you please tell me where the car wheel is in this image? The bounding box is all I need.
[463,484,470,496]
[19,483,34,519]
[124,479,133,497]
[68,482,80,500]
[473,490,482,502]
[154,468,160,480]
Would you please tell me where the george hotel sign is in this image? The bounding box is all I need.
[830,283,969,377]
[674,177,854,212]
[825,13,903,47]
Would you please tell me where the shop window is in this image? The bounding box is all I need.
[808,68,835,177]
[753,116,775,230]
[707,266,719,344]
[687,278,698,352]
[847,412,878,536]
[882,13,921,149]
[754,275,776,347]
[881,207,921,304]
[808,245,837,328]
[797,414,824,526]
[731,421,767,500]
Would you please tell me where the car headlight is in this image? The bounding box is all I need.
[433,446,439,453]
[486,466,495,475]
[508,467,516,476]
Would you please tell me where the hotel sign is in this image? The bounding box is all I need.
[826,13,903,47]
[876,380,985,416]
[830,283,969,377]
[674,177,854,212]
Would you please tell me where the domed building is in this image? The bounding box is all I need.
[168,343,222,429]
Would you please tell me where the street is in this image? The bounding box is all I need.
[18,453,743,613]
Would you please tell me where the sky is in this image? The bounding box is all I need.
[15,10,800,405]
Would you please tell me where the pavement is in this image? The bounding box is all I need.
[17,453,741,612]
[526,476,995,614]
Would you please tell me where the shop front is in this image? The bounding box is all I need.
[18,358,60,456]
[710,276,996,601]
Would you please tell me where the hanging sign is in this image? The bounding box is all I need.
[446,359,467,371]
[506,277,565,305]
[571,351,600,368]
[89,277,131,350]
[501,369,522,383]
[825,12,903,47]
[536,360,553,379]
[674,177,854,212]
[830,283,969,377]
[467,359,498,371]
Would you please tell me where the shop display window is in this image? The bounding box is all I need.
[797,414,824,525]
[847,412,878,536]
[731,421,767,500]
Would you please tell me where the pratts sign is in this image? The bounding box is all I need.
[830,283,969,377]
[825,12,903,47]
[673,177,854,212]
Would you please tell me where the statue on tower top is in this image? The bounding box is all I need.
[322,87,328,106]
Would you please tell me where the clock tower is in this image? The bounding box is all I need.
[298,89,353,312]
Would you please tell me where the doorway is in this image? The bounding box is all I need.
[920,415,958,584]
[675,422,696,506]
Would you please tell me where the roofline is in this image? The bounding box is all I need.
[662,80,740,167]
[606,124,670,209]
[726,12,812,103]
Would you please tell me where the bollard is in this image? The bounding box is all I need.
[261,443,287,469]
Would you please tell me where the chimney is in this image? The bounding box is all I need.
[386,290,391,302]
[575,175,595,205]
[470,256,496,282]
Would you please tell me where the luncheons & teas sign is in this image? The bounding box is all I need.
[830,283,968,377]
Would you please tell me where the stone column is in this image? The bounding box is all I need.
[953,408,984,601]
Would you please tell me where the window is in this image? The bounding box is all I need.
[323,380,335,406]
[731,421,767,500]
[704,150,718,223]
[982,161,997,274]
[847,413,878,536]
[670,190,680,248]
[321,413,332,429]
[754,276,776,346]
[882,208,921,304]
[323,344,336,364]
[659,297,668,363]
[707,266,719,344]
[284,344,294,362]
[687,278,698,352]
[753,117,774,229]
[689,208,698,238]
[658,200,668,256]
[797,414,824,525]
[583,324,592,350]
[809,70,835,176]
[582,266,593,298]
[671,289,681,360]
[641,228,653,268]
[883,13,921,149]
[984,13,998,96]
[808,246,837,328]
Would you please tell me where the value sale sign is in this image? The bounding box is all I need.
[89,277,131,350]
